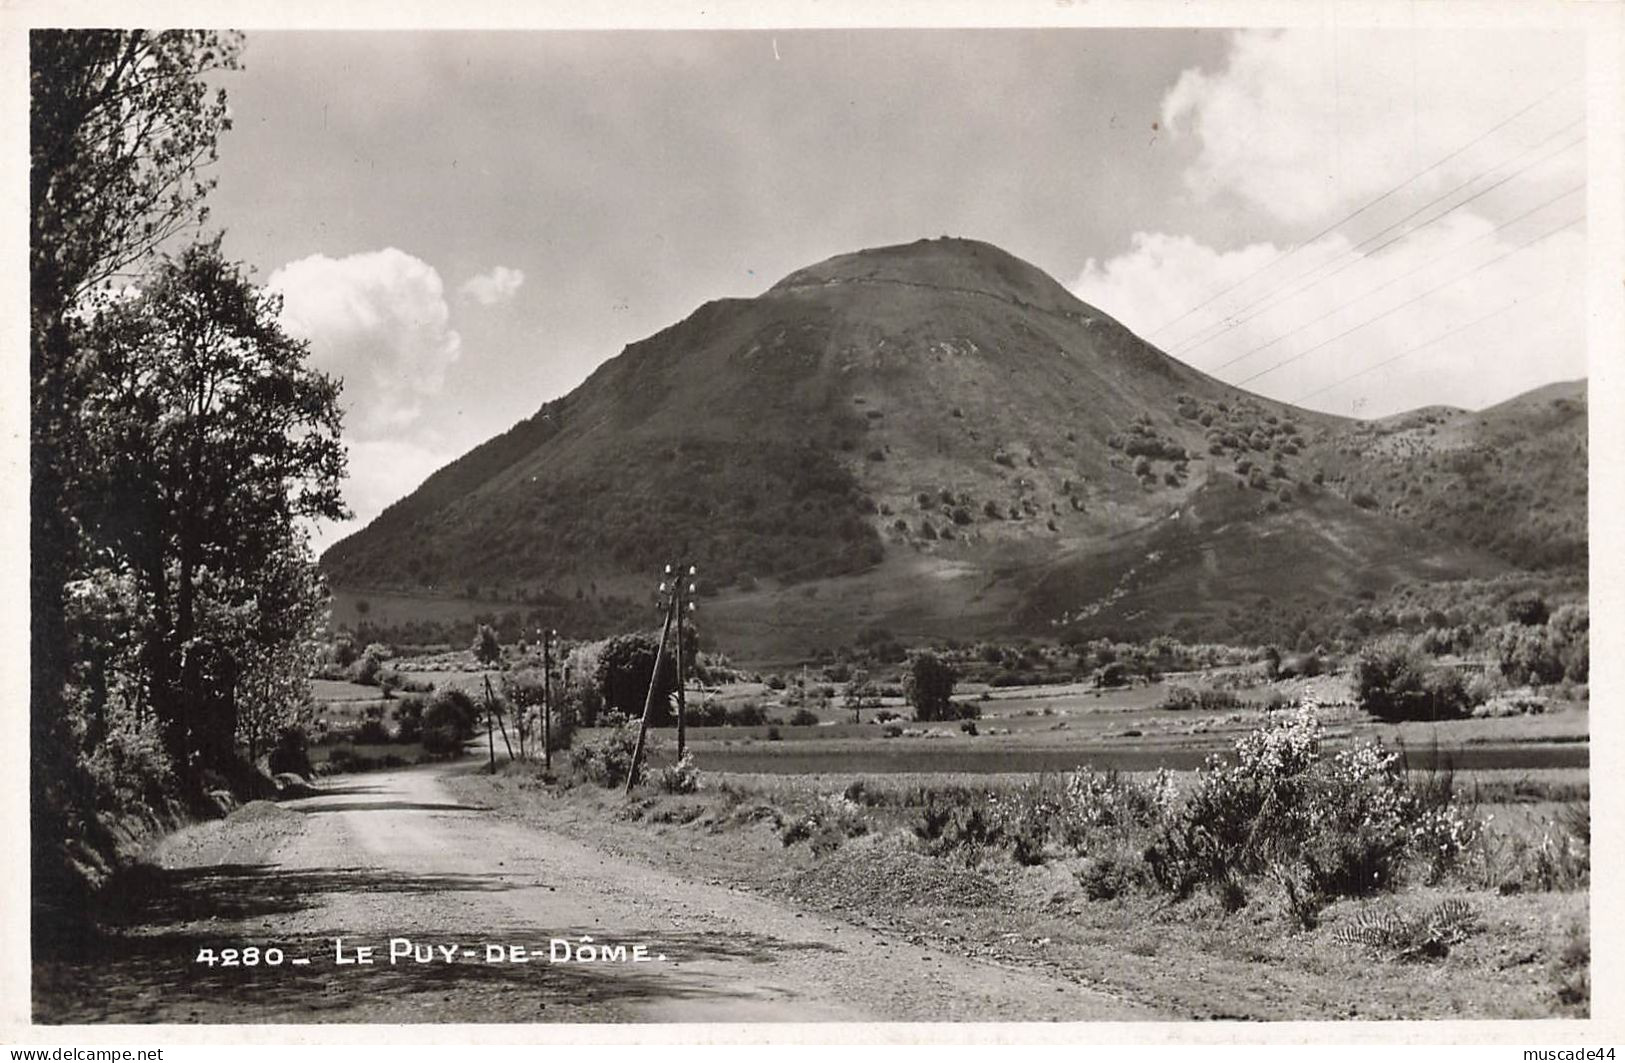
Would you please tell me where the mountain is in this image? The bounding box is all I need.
[321,237,1580,659]
[1304,380,1587,572]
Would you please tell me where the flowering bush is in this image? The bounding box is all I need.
[654,751,702,794]
[1145,700,1480,919]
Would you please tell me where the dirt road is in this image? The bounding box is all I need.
[35,765,1155,1024]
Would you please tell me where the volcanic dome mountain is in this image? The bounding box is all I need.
[321,237,1584,658]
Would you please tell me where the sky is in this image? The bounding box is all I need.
[196,27,1589,552]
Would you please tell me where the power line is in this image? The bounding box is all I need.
[1174,119,1584,359]
[1293,287,1559,403]
[1233,214,1583,388]
[1208,181,1584,373]
[1144,80,1579,342]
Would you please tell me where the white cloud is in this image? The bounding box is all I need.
[459,265,526,306]
[1074,210,1586,417]
[306,437,455,556]
[269,248,461,438]
[1073,28,1587,418]
[1161,28,1582,226]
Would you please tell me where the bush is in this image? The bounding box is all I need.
[1160,685,1240,712]
[725,701,769,727]
[1492,623,1565,687]
[654,752,701,794]
[1355,639,1468,721]
[788,707,820,726]
[1094,661,1130,688]
[353,652,382,686]
[1143,706,1479,920]
[1504,591,1550,626]
[904,650,958,721]
[267,725,312,777]
[421,688,479,756]
[356,719,391,745]
[570,718,644,788]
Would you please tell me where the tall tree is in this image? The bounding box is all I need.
[30,30,240,895]
[77,241,347,768]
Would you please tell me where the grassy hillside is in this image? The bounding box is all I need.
[1308,381,1586,571]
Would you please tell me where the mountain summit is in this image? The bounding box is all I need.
[322,238,1576,657]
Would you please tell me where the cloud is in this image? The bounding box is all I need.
[1072,28,1588,418]
[269,248,461,438]
[1161,28,1582,226]
[1074,209,1586,417]
[306,437,455,556]
[459,265,526,306]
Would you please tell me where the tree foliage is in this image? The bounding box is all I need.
[904,651,959,722]
[473,623,502,667]
[73,241,346,768]
[31,30,244,900]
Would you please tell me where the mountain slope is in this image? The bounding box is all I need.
[1307,380,1587,571]
[321,237,1573,655]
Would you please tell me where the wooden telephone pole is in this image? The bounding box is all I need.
[541,627,555,772]
[625,589,676,796]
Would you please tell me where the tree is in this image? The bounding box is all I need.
[1504,591,1550,627]
[75,240,346,768]
[473,624,502,668]
[596,632,678,723]
[422,689,479,756]
[232,540,328,763]
[31,29,240,901]
[904,651,958,722]
[842,669,879,723]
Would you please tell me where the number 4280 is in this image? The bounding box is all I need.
[195,946,286,967]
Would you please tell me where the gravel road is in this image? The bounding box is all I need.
[36,764,1155,1024]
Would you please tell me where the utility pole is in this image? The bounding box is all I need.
[656,562,698,758]
[542,627,555,772]
[626,588,676,796]
[486,673,514,762]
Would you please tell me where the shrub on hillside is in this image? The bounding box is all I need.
[355,719,391,744]
[788,707,820,726]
